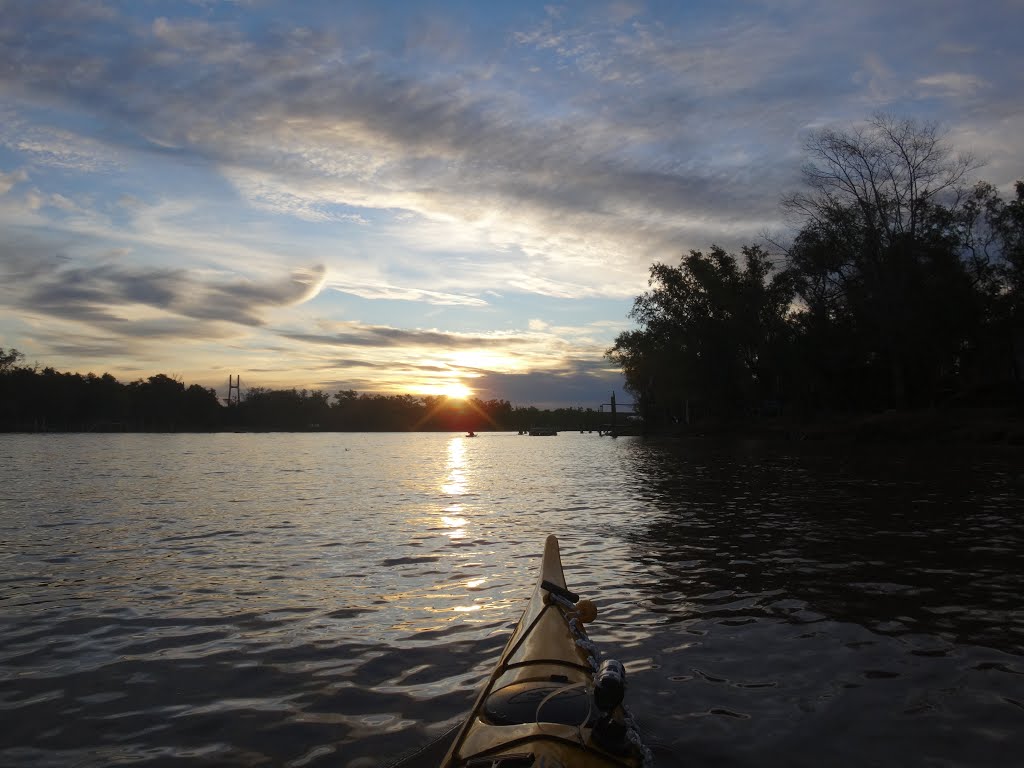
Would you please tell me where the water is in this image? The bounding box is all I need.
[0,433,1021,767]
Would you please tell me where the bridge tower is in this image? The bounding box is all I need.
[227,375,241,407]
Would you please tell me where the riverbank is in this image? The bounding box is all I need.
[666,407,1024,446]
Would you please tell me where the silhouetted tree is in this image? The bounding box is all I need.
[960,180,1024,386]
[782,114,979,406]
[610,115,1023,425]
[183,384,223,429]
[127,374,188,430]
[608,244,794,423]
[1,347,24,372]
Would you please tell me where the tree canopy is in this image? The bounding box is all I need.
[608,245,794,423]
[609,115,1023,425]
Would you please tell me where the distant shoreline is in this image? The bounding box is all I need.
[3,407,1022,445]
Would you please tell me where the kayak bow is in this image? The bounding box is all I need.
[441,535,648,767]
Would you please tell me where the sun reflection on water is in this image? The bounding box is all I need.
[441,514,467,539]
[441,437,468,496]
[434,436,494,619]
[440,437,471,539]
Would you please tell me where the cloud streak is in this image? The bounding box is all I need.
[1,240,325,330]
[279,324,529,351]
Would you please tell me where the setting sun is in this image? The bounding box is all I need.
[439,381,473,400]
[417,380,475,399]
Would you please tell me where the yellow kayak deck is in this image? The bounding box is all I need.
[441,535,647,767]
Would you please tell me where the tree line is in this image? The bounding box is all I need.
[608,114,1023,427]
[0,353,608,433]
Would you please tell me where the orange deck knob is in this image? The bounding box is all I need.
[576,599,597,623]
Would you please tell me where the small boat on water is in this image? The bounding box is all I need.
[527,427,558,436]
[439,535,648,767]
[466,431,477,437]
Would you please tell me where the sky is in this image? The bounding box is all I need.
[1,0,1022,407]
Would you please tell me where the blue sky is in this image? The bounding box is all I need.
[1,0,1022,407]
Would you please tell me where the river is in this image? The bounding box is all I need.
[1,432,1021,766]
